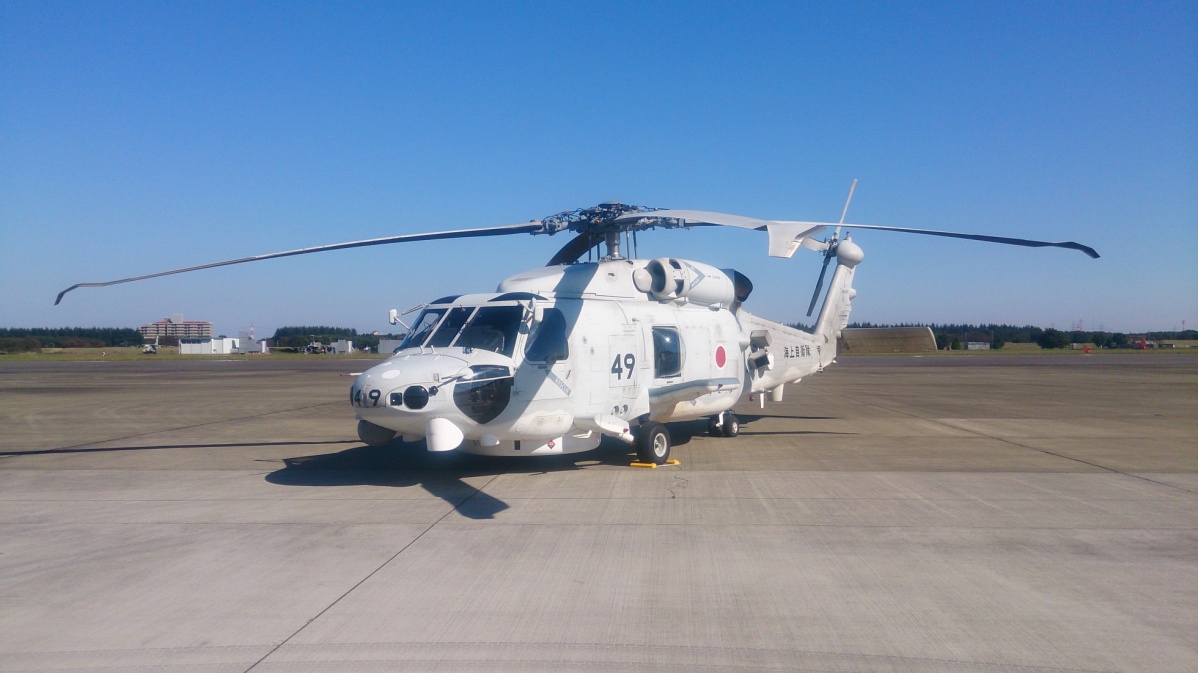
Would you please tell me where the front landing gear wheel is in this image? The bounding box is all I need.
[636,421,671,464]
[721,412,740,438]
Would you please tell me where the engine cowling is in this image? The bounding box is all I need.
[632,258,739,308]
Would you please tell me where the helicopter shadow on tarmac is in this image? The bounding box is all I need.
[735,413,838,422]
[263,436,634,520]
[720,412,854,438]
[262,415,845,519]
[263,421,714,520]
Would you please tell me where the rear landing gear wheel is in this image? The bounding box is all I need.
[636,421,671,464]
[708,412,740,438]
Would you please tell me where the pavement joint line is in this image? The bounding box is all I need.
[232,641,1115,673]
[0,641,1115,672]
[0,439,358,458]
[3,522,1194,531]
[0,494,1189,503]
[241,473,502,673]
[19,399,346,456]
[833,392,1198,496]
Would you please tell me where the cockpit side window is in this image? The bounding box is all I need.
[428,306,474,348]
[456,306,523,357]
[525,308,569,363]
[399,308,446,350]
[652,326,682,378]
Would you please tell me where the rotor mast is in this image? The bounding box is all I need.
[604,229,622,259]
[537,201,668,262]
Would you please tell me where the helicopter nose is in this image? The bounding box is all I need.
[351,354,468,413]
[350,350,516,450]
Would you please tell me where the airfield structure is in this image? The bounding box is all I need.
[838,327,937,354]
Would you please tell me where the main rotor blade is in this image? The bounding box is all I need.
[834,179,858,241]
[614,209,776,230]
[776,221,1100,259]
[55,221,543,304]
[616,210,828,258]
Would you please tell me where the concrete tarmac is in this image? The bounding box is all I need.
[1,354,1195,672]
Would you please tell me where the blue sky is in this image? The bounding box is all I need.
[3,1,1195,335]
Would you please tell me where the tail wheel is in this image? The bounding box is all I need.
[721,413,740,438]
[636,421,671,464]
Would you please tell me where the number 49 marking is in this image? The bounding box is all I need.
[611,353,635,380]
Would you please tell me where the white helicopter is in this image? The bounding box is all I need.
[57,184,1098,464]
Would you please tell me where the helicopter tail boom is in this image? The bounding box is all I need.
[812,237,864,366]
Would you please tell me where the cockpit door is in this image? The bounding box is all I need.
[513,306,573,403]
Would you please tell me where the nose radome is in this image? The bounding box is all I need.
[352,348,519,452]
[354,350,519,408]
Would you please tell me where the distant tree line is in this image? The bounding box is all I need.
[272,326,356,346]
[271,326,395,352]
[4,323,1191,355]
[0,327,143,353]
[846,323,1198,350]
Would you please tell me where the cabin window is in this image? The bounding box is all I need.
[525,308,569,363]
[652,327,682,378]
[455,306,523,357]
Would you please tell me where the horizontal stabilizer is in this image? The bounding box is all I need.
[765,223,827,258]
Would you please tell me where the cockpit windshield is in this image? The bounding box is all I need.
[456,306,522,357]
[397,304,524,357]
[427,307,472,348]
[399,308,446,350]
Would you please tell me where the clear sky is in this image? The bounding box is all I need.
[3,1,1195,336]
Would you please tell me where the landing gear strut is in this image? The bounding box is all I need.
[707,411,739,438]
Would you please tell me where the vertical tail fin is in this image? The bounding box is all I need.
[812,237,863,366]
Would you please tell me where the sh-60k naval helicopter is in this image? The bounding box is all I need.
[57,184,1098,464]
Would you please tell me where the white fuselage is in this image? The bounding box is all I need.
[351,255,854,456]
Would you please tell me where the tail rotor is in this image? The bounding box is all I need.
[805,250,834,317]
[806,179,857,317]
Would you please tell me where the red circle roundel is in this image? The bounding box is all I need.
[715,345,727,368]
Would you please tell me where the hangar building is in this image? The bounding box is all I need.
[180,337,239,355]
[838,327,938,353]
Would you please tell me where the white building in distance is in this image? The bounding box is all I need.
[237,329,269,354]
[140,314,213,341]
[180,337,238,355]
